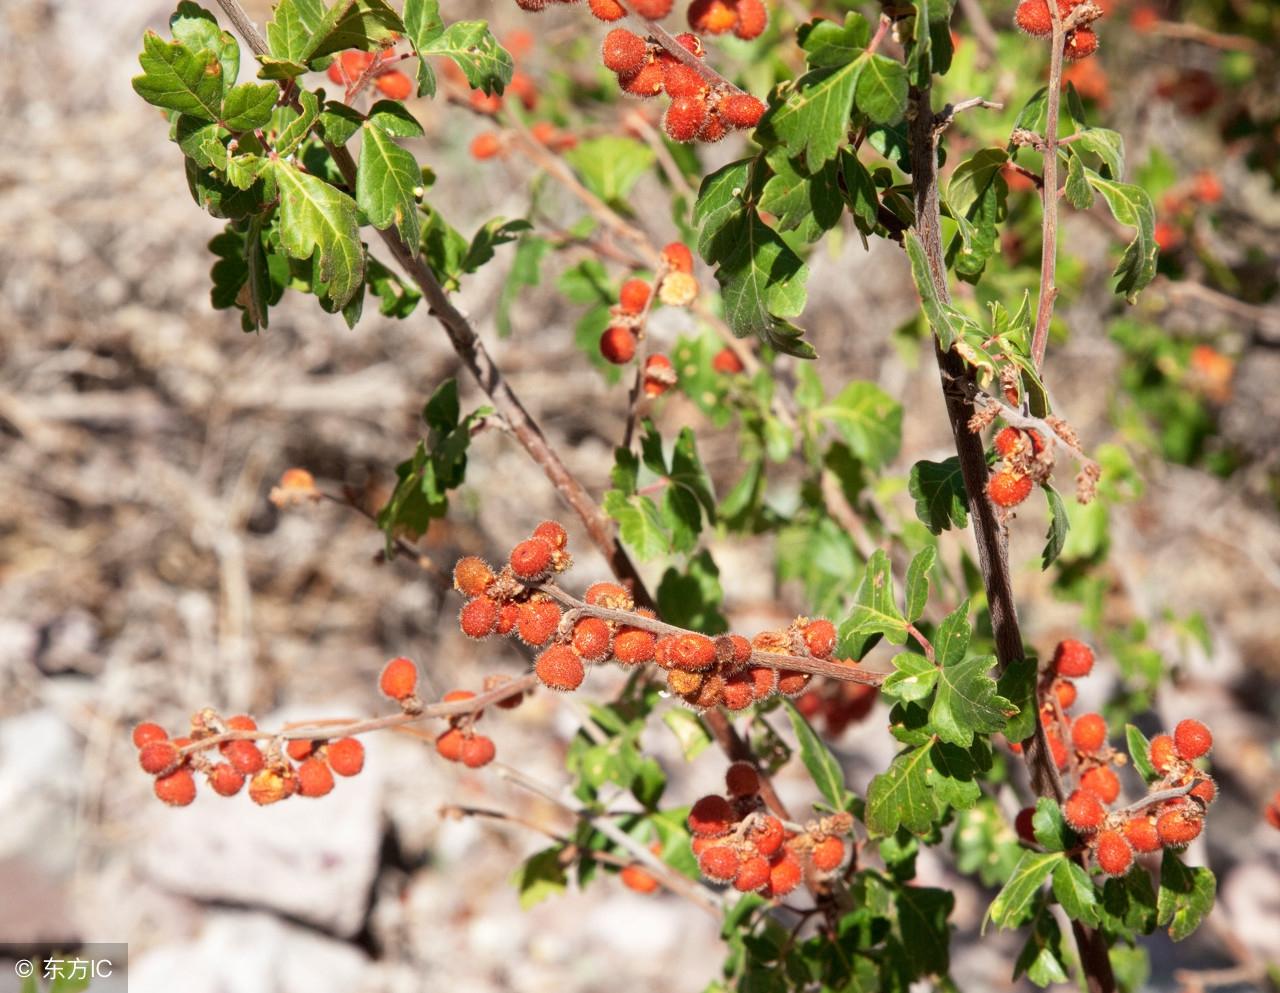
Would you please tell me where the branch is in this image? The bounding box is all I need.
[1030,6,1067,370]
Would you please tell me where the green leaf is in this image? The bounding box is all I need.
[565,137,656,210]
[221,82,277,130]
[904,546,936,623]
[840,148,880,233]
[759,150,843,242]
[266,0,325,63]
[759,62,862,172]
[133,31,224,120]
[1126,724,1158,783]
[1069,128,1124,179]
[1040,483,1071,569]
[797,12,870,67]
[1085,169,1158,301]
[783,699,849,809]
[1101,869,1157,936]
[170,1,240,92]
[274,88,321,158]
[929,602,1015,746]
[1157,850,1216,941]
[692,158,753,257]
[318,100,364,145]
[511,846,567,910]
[1053,858,1102,926]
[840,549,907,654]
[905,233,957,350]
[663,709,712,760]
[883,652,937,703]
[909,457,968,534]
[461,217,531,276]
[366,99,425,135]
[895,886,954,976]
[1014,900,1070,986]
[657,550,727,634]
[1032,795,1069,851]
[986,851,1063,931]
[357,121,423,249]
[855,54,909,124]
[945,148,1008,281]
[416,21,513,96]
[305,0,404,62]
[497,234,546,336]
[603,490,670,561]
[402,0,444,96]
[1064,152,1094,210]
[998,655,1037,744]
[865,743,936,836]
[269,159,365,308]
[818,381,902,470]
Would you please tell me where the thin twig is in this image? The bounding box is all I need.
[1030,7,1067,370]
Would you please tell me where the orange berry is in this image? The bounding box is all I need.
[734,855,771,891]
[286,739,314,762]
[510,537,554,580]
[536,644,585,691]
[1149,734,1178,775]
[602,28,648,73]
[674,32,705,57]
[698,111,728,143]
[1123,816,1161,853]
[588,0,626,20]
[765,855,802,897]
[620,863,660,893]
[517,598,562,647]
[460,596,500,639]
[337,50,375,82]
[485,673,526,710]
[139,740,181,776]
[462,734,497,768]
[664,94,708,142]
[469,89,503,114]
[619,60,665,97]
[154,768,197,806]
[532,520,568,550]
[1174,719,1212,761]
[777,670,812,697]
[1156,805,1203,848]
[1081,765,1121,804]
[208,763,245,797]
[661,241,695,274]
[132,722,168,748]
[470,132,503,160]
[297,757,335,797]
[1064,28,1098,61]
[801,619,837,660]
[631,0,674,16]
[712,347,745,374]
[442,688,480,718]
[619,278,651,315]
[495,601,521,636]
[718,93,766,129]
[748,815,785,857]
[734,0,768,40]
[688,794,735,837]
[1064,789,1106,833]
[1072,713,1108,752]
[662,62,705,100]
[1192,171,1222,204]
[721,672,755,711]
[572,617,613,661]
[668,633,716,672]
[223,739,265,776]
[1093,829,1134,876]
[698,845,741,883]
[1054,679,1077,710]
[224,714,258,732]
[436,727,466,762]
[327,737,365,777]
[1265,794,1280,831]
[1046,729,1069,770]
[725,761,760,797]
[748,665,778,701]
[585,582,634,610]
[453,556,495,597]
[505,29,535,58]
[1053,639,1095,678]
[987,469,1033,507]
[810,835,845,872]
[993,426,1027,458]
[614,627,656,665]
[600,325,638,364]
[374,69,412,100]
[1015,806,1037,843]
[380,656,419,701]
[248,768,294,806]
[1189,776,1217,806]
[688,0,738,34]
[643,354,676,397]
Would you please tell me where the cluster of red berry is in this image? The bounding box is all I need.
[325,45,413,100]
[688,763,847,896]
[599,242,696,396]
[133,712,364,807]
[794,680,878,737]
[1013,0,1103,60]
[986,425,1049,510]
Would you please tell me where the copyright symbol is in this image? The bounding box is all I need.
[14,959,34,978]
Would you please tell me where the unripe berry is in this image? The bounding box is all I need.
[223,739,265,776]
[1093,829,1134,876]
[661,241,695,274]
[811,835,845,872]
[154,768,197,806]
[297,757,335,798]
[748,815,785,857]
[620,863,660,893]
[1064,789,1106,833]
[734,855,771,892]
[619,60,665,97]
[1149,734,1178,775]
[721,672,755,711]
[133,722,168,749]
[517,598,561,647]
[436,727,466,762]
[688,0,738,34]
[510,537,554,580]
[631,0,674,16]
[1174,719,1212,761]
[572,617,613,661]
[987,469,1033,507]
[658,270,699,307]
[1123,815,1161,853]
[1189,776,1217,807]
[208,763,245,797]
[1081,765,1121,804]
[454,556,495,597]
[588,0,626,20]
[1015,806,1037,843]
[734,0,768,40]
[1064,28,1098,61]
[286,739,314,762]
[327,737,365,777]
[725,761,760,797]
[470,132,503,160]
[248,768,294,806]
[374,70,413,100]
[698,845,740,883]
[642,354,676,397]
[1072,713,1108,752]
[614,627,656,665]
[380,656,419,701]
[536,644,585,691]
[602,28,647,73]
[718,93,766,129]
[801,619,837,660]
[1053,639,1095,678]
[139,740,181,776]
[619,278,651,315]
[462,734,497,768]
[1156,805,1203,848]
[600,325,638,364]
[688,794,735,837]
[1054,679,1077,710]
[766,855,802,897]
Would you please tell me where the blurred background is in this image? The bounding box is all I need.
[0,0,1277,990]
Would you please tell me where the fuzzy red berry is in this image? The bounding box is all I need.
[987,469,1033,507]
[572,617,613,661]
[1064,789,1106,833]
[734,855,771,892]
[1014,0,1054,36]
[614,627,656,665]
[674,32,705,57]
[286,739,314,762]
[532,520,568,551]
[1015,806,1037,843]
[223,739,265,776]
[661,241,695,274]
[139,740,181,776]
[993,426,1027,457]
[374,70,412,100]
[1054,679,1077,710]
[1157,805,1203,848]
[643,354,676,397]
[776,669,812,697]
[453,556,495,597]
[748,665,778,701]
[748,815,785,857]
[619,60,665,97]
[436,727,465,762]
[1072,713,1108,753]
[734,0,768,40]
[600,325,638,364]
[1064,28,1098,61]
[1189,776,1217,807]
[725,762,760,798]
[1265,792,1280,831]
[718,93,766,129]
[801,619,837,660]
[1046,729,1069,770]
[1174,719,1212,761]
[620,863,660,893]
[536,644,585,691]
[585,582,633,609]
[297,757,336,798]
[766,855,802,897]
[380,656,419,701]
[461,734,497,768]
[1053,639,1095,678]
[460,596,500,640]
[517,599,562,647]
[495,601,520,636]
[688,794,735,837]
[1093,829,1134,876]
[510,537,554,580]
[154,768,197,806]
[810,835,845,872]
[663,94,708,142]
[712,347,744,373]
[688,0,738,34]
[470,132,503,160]
[619,278,652,315]
[588,0,626,20]
[1081,765,1121,804]
[698,111,728,143]
[631,0,674,16]
[1149,734,1178,775]
[208,763,245,797]
[698,845,741,883]
[327,737,365,777]
[669,633,717,672]
[661,62,706,100]
[1123,815,1161,853]
[133,722,168,749]
[224,714,258,732]
[602,28,647,73]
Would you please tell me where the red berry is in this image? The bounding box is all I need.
[688,0,738,34]
[327,737,365,777]
[436,727,466,762]
[734,0,768,40]
[602,28,648,73]
[374,70,412,100]
[661,241,695,274]
[132,722,168,749]
[734,855,771,891]
[248,768,294,806]
[1046,729,1069,770]
[1149,734,1178,775]
[585,582,633,609]
[631,0,674,16]
[1053,639,1095,678]
[688,794,735,837]
[619,60,665,97]
[619,278,651,315]
[495,601,520,636]
[470,132,503,160]
[442,688,480,717]
[1265,793,1280,831]
[380,656,419,700]
[572,617,613,661]
[1054,679,1077,710]
[286,739,314,762]
[139,741,181,776]
[509,72,538,111]
[718,93,766,129]
[1173,719,1212,761]
[517,598,562,647]
[1063,789,1106,833]
[712,347,745,374]
[223,739,265,776]
[993,426,1027,457]
[536,644,585,691]
[987,469,1033,507]
[698,845,741,883]
[1072,713,1108,753]
[643,354,676,397]
[801,619,837,660]
[810,835,844,872]
[620,863,660,893]
[224,714,258,732]
[662,62,706,99]
[698,111,728,143]
[510,537,554,580]
[748,665,778,701]
[674,32,705,57]
[1081,765,1121,804]
[532,520,568,551]
[1093,829,1134,876]
[453,556,495,597]
[461,734,497,768]
[154,768,197,806]
[748,815,785,857]
[776,669,812,697]
[208,763,245,797]
[725,762,760,797]
[1014,0,1053,36]
[588,0,626,20]
[1015,806,1037,843]
[664,93,708,142]
[1123,816,1161,853]
[614,627,656,665]
[765,855,802,897]
[1064,28,1098,61]
[600,325,638,364]
[297,757,335,798]
[460,596,500,639]
[1156,805,1203,848]
[1189,777,1217,806]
